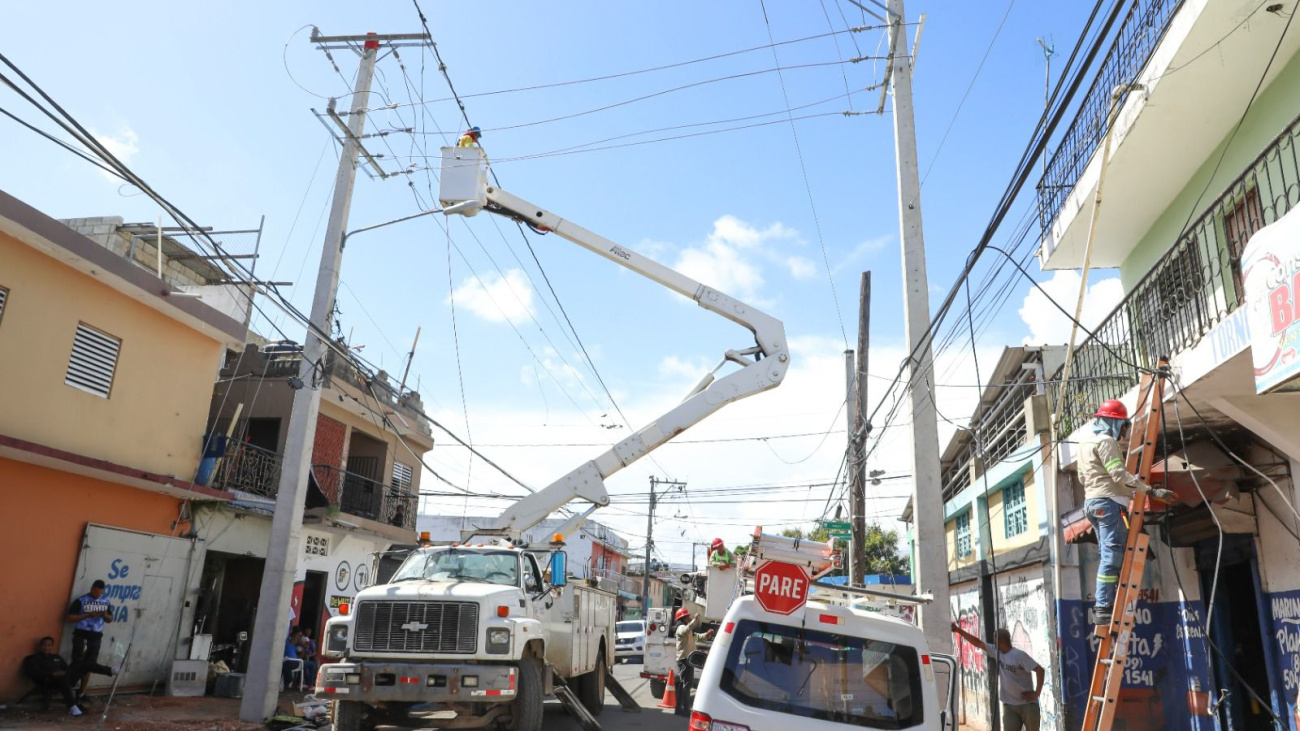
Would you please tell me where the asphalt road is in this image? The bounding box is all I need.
[540,659,686,731]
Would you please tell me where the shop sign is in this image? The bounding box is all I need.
[1242,209,1300,393]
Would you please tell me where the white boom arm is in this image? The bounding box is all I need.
[439,147,789,539]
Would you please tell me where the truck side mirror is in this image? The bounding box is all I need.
[550,552,568,587]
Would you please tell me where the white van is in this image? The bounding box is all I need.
[689,596,952,731]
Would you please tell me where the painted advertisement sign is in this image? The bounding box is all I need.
[1268,588,1300,726]
[1241,209,1300,393]
[1059,597,1213,731]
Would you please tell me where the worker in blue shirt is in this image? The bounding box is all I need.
[66,580,114,703]
[283,626,304,689]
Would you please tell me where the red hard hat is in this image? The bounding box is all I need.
[675,608,691,622]
[1094,399,1128,420]
[710,538,725,550]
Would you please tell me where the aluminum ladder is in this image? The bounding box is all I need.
[1080,360,1169,731]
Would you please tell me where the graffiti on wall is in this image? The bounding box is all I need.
[951,582,991,730]
[996,570,1059,731]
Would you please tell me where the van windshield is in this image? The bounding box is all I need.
[719,619,924,729]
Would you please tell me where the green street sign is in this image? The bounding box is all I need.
[828,531,853,539]
[822,521,852,531]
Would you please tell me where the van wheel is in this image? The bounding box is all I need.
[333,701,374,731]
[577,652,606,716]
[505,658,543,731]
[650,678,666,699]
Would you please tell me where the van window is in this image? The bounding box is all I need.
[719,619,923,729]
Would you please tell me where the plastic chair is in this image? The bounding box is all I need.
[281,657,304,690]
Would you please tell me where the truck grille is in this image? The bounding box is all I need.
[354,601,479,653]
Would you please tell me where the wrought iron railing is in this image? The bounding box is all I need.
[211,442,283,497]
[592,568,638,594]
[1053,112,1300,432]
[323,350,433,437]
[312,465,416,531]
[1037,0,1182,235]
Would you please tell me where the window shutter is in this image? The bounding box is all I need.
[0,286,8,323]
[65,323,121,398]
[392,461,414,491]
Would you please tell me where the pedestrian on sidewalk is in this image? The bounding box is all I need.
[951,622,1044,731]
[1080,399,1175,626]
[21,637,84,717]
[673,608,714,717]
[66,579,115,704]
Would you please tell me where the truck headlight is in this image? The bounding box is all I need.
[486,628,511,654]
[326,625,349,657]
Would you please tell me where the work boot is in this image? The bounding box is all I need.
[1093,606,1113,626]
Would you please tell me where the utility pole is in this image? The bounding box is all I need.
[850,272,871,585]
[641,477,685,617]
[240,31,418,722]
[844,349,859,577]
[886,0,951,654]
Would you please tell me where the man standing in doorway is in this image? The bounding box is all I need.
[951,623,1044,731]
[1080,399,1175,625]
[673,608,714,717]
[66,579,114,703]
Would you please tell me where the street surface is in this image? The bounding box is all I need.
[536,660,685,731]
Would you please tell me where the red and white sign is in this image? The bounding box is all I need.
[1242,208,1300,393]
[753,560,810,616]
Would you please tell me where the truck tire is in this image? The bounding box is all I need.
[577,652,606,717]
[506,658,544,731]
[650,678,666,700]
[333,700,374,731]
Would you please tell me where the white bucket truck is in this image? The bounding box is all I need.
[316,146,791,731]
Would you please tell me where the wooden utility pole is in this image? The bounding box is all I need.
[850,273,870,585]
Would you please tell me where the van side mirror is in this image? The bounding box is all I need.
[550,552,568,587]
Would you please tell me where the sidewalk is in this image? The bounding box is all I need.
[0,690,314,731]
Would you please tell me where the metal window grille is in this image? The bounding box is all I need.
[65,323,121,398]
[955,511,972,558]
[0,286,8,324]
[1003,483,1028,537]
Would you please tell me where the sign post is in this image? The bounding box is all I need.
[753,561,811,616]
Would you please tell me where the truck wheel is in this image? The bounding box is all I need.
[650,678,666,699]
[506,658,544,731]
[578,652,606,717]
[333,700,374,731]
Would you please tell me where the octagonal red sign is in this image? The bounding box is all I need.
[753,560,811,616]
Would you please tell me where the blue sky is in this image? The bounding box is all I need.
[1,1,1122,565]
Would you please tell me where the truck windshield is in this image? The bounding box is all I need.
[391,549,520,587]
[719,619,923,729]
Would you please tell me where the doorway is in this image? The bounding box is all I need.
[244,417,281,452]
[300,571,328,658]
[1197,535,1277,731]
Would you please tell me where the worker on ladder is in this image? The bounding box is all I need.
[1081,399,1175,625]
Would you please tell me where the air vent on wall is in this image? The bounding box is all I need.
[65,323,121,398]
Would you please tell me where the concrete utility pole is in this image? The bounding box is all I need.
[641,477,685,617]
[850,272,871,585]
[240,33,381,722]
[886,0,951,654]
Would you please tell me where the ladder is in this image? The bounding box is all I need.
[1080,360,1169,731]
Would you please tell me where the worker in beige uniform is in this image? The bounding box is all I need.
[673,608,714,717]
[1080,399,1175,626]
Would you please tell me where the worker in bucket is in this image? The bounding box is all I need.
[1081,399,1175,625]
[457,126,482,148]
[707,538,734,569]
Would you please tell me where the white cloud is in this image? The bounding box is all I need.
[835,235,891,273]
[673,215,803,302]
[91,126,139,181]
[785,255,817,280]
[1019,271,1125,345]
[448,268,535,324]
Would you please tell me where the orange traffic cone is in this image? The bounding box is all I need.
[658,669,678,709]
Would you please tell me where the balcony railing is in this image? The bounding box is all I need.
[210,442,283,497]
[592,568,638,595]
[1052,112,1300,432]
[323,350,433,438]
[1037,0,1181,235]
[311,465,416,532]
[940,376,1035,501]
